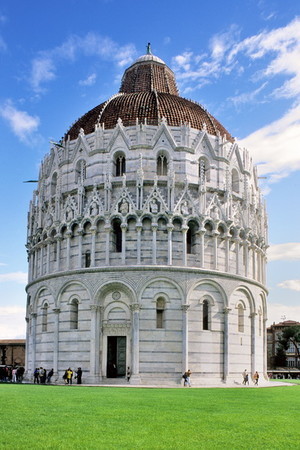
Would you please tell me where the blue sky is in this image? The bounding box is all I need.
[0,0,299,338]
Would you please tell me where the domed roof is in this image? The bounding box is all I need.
[66,45,234,143]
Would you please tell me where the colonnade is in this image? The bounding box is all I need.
[28,222,267,285]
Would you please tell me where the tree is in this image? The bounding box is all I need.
[278,326,300,368]
[275,346,287,367]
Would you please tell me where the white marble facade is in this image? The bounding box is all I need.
[25,53,268,385]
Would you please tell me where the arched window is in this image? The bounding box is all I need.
[70,298,79,330]
[157,154,168,176]
[232,168,240,193]
[42,302,48,332]
[115,154,126,177]
[238,303,244,332]
[112,219,122,252]
[85,250,91,268]
[156,297,165,328]
[75,159,86,184]
[202,300,209,330]
[187,221,198,254]
[204,222,213,233]
[51,172,58,197]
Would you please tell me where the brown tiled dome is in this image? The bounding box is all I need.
[66,50,234,143]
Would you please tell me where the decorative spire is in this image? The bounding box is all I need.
[146,42,152,55]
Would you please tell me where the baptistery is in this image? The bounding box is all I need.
[25,45,268,385]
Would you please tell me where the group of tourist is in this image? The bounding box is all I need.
[242,370,260,385]
[0,366,25,382]
[62,367,82,384]
[33,367,54,384]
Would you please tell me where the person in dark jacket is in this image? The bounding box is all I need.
[75,367,82,384]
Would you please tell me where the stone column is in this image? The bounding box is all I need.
[121,223,127,265]
[223,307,231,381]
[53,308,60,377]
[46,240,51,274]
[96,306,103,379]
[89,305,98,380]
[78,230,83,268]
[66,230,72,270]
[91,227,96,267]
[250,312,256,377]
[40,245,44,276]
[244,242,249,277]
[104,224,111,265]
[152,223,157,265]
[136,224,142,265]
[167,224,173,266]
[56,237,61,272]
[130,303,141,383]
[31,313,37,375]
[25,317,30,377]
[235,238,240,275]
[213,232,218,270]
[28,252,32,282]
[199,230,205,268]
[252,245,256,280]
[225,236,229,272]
[182,225,188,266]
[181,304,190,373]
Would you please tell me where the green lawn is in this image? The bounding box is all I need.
[0,384,299,449]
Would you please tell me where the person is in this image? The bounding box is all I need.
[12,367,17,383]
[183,369,192,387]
[253,371,259,385]
[66,368,73,385]
[47,368,54,383]
[34,368,40,384]
[126,367,131,382]
[242,369,249,386]
[75,367,82,384]
[17,366,25,383]
[39,367,46,384]
[63,369,68,384]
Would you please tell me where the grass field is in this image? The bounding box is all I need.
[0,384,299,449]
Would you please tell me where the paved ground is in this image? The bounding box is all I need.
[67,379,296,388]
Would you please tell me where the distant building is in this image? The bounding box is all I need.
[267,320,300,370]
[0,339,26,366]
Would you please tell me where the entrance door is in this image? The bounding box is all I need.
[107,336,126,378]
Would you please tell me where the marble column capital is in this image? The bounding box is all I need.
[130,303,140,312]
[181,304,190,312]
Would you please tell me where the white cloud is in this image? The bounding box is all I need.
[268,243,300,261]
[30,56,56,93]
[267,303,300,326]
[277,280,300,292]
[0,100,40,144]
[229,82,268,106]
[172,18,300,181]
[0,272,27,284]
[0,306,26,339]
[30,34,137,92]
[239,102,300,177]
[79,73,97,86]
